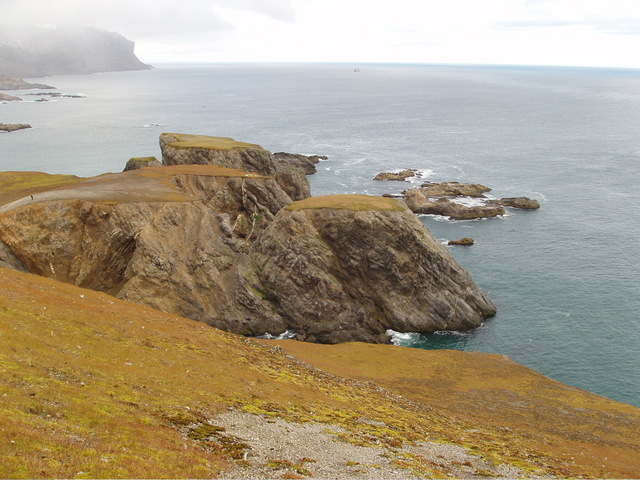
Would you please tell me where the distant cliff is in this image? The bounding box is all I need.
[0,24,150,77]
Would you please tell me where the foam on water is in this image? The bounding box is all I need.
[256,330,297,340]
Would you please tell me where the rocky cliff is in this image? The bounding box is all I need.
[0,24,150,77]
[0,134,496,343]
[237,195,495,343]
[160,133,312,201]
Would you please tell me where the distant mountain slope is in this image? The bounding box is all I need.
[0,24,150,77]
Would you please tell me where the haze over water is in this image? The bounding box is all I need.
[2,63,639,406]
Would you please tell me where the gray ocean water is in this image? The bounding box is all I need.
[2,63,639,407]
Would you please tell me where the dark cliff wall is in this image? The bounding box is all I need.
[0,24,150,77]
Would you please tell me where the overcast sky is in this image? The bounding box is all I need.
[3,0,640,68]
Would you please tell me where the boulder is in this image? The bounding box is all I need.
[490,197,541,210]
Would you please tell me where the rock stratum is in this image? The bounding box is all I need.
[0,133,495,343]
[0,24,150,77]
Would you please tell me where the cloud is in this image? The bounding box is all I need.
[0,0,295,39]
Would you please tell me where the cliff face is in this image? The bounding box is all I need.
[0,166,291,327]
[161,133,312,201]
[0,135,496,343]
[0,24,150,77]
[236,196,495,343]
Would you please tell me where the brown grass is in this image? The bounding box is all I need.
[0,166,266,209]
[163,133,262,151]
[0,171,84,206]
[1,267,639,478]
[266,340,640,479]
[285,194,406,212]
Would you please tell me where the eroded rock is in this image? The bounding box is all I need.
[404,189,505,220]
[235,195,496,343]
[374,169,419,181]
[123,156,162,171]
[489,197,541,210]
[416,182,491,197]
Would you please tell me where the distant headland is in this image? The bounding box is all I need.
[0,24,150,77]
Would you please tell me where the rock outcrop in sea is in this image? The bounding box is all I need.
[0,123,31,132]
[0,134,496,343]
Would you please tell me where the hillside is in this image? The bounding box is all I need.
[1,266,639,478]
[0,24,150,77]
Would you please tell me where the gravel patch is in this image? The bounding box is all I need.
[212,410,529,479]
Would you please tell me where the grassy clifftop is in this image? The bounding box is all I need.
[1,267,639,478]
[0,166,267,210]
[285,194,406,212]
[162,133,263,151]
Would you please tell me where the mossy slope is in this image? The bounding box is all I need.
[1,267,639,478]
[269,340,640,478]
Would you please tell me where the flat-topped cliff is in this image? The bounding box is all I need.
[0,134,495,343]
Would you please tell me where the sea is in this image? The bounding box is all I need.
[2,63,639,407]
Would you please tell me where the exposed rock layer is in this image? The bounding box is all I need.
[161,133,313,201]
[0,136,496,343]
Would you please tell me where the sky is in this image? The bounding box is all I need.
[2,0,640,68]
